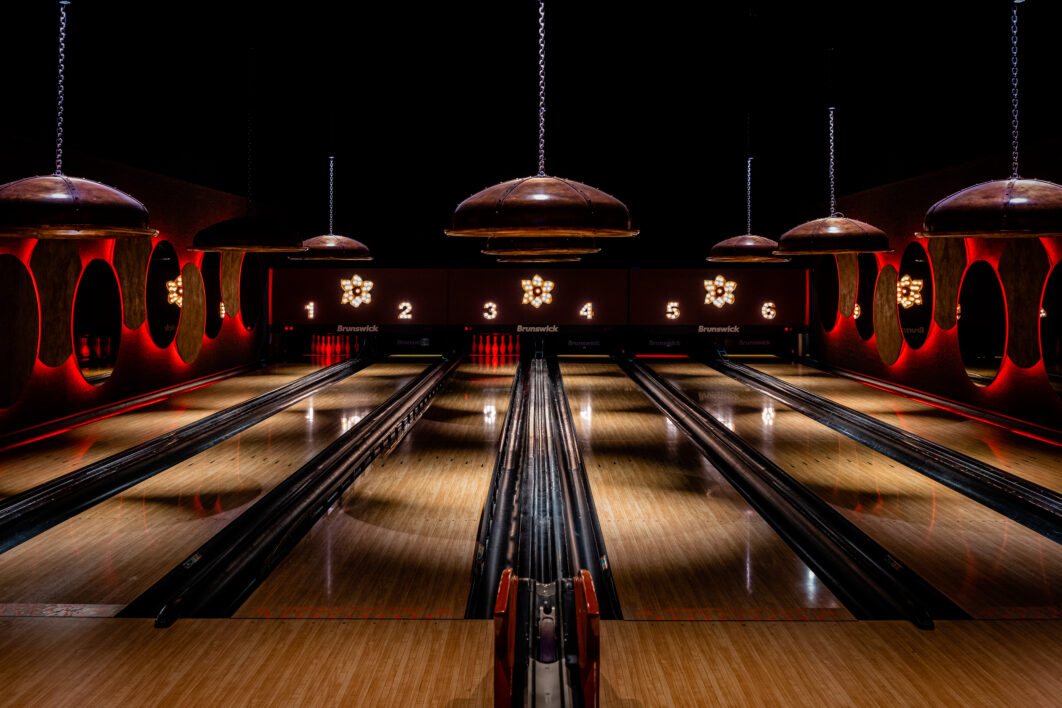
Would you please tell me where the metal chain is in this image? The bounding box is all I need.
[745,157,753,234]
[1010,2,1020,179]
[828,106,838,217]
[328,156,335,235]
[55,1,71,175]
[537,0,546,177]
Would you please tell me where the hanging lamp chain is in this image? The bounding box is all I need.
[537,0,546,177]
[328,156,335,235]
[54,0,71,176]
[828,106,838,217]
[1010,1,1020,179]
[746,157,753,235]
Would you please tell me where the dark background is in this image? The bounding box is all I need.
[3,1,1060,267]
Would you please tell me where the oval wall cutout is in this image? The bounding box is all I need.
[813,256,840,331]
[201,252,224,338]
[1041,263,1062,400]
[0,255,40,407]
[897,242,933,349]
[855,253,876,341]
[957,261,1006,387]
[239,254,262,331]
[145,241,182,348]
[73,259,122,385]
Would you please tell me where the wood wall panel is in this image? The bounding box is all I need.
[874,265,902,366]
[221,252,242,318]
[29,240,81,368]
[0,256,40,408]
[113,238,152,329]
[928,238,966,331]
[999,239,1050,368]
[175,263,206,364]
[837,254,858,318]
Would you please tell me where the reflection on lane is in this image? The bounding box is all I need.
[234,359,518,620]
[657,360,1062,618]
[562,359,850,621]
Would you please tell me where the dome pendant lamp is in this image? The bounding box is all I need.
[774,107,891,256]
[447,0,637,262]
[290,157,372,261]
[0,1,157,240]
[919,1,1062,239]
[708,158,789,262]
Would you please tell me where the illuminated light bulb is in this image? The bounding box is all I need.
[704,275,737,308]
[520,274,554,308]
[305,302,315,319]
[483,301,498,320]
[219,302,226,318]
[761,301,777,319]
[166,276,183,308]
[340,274,373,308]
[666,301,680,320]
[956,303,962,320]
[580,302,593,319]
[398,302,413,319]
[853,303,861,319]
[896,274,924,309]
[1041,307,1047,319]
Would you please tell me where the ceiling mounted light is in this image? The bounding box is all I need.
[774,108,891,256]
[708,158,789,262]
[919,2,1062,239]
[290,157,372,260]
[0,2,156,241]
[446,0,637,253]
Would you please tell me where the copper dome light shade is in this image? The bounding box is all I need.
[919,4,1062,239]
[0,174,156,239]
[775,108,892,256]
[447,176,637,240]
[289,157,373,260]
[708,234,789,262]
[0,3,156,241]
[774,216,891,256]
[707,158,789,263]
[188,216,307,253]
[447,1,636,256]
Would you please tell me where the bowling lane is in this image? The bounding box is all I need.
[235,359,516,620]
[561,358,852,621]
[0,362,325,501]
[0,359,430,614]
[741,357,1062,495]
[653,360,1062,619]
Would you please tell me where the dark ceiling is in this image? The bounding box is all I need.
[2,1,1061,266]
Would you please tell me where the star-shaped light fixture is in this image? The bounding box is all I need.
[340,274,373,308]
[896,274,923,309]
[521,274,554,308]
[166,276,183,308]
[705,275,737,308]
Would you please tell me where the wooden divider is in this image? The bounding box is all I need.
[176,263,206,364]
[874,265,902,365]
[928,238,966,331]
[999,239,1050,368]
[837,254,858,318]
[113,238,152,329]
[221,251,242,318]
[29,240,81,368]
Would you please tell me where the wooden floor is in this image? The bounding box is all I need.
[560,359,851,621]
[0,363,321,501]
[653,361,1062,619]
[747,358,1062,495]
[2,616,1059,706]
[0,360,427,613]
[235,359,517,620]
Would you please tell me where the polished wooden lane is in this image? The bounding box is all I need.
[0,362,323,501]
[0,618,492,707]
[746,357,1062,494]
[235,360,517,620]
[602,620,1062,706]
[654,361,1062,619]
[560,359,852,621]
[0,360,429,614]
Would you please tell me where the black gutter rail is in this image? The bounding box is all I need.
[620,356,969,629]
[0,354,376,556]
[120,355,459,627]
[711,355,1062,545]
[466,359,529,619]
